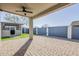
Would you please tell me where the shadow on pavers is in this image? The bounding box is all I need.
[14,39,32,56]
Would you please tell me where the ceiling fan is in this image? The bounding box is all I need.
[16,6,33,16]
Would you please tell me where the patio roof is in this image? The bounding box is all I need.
[0,3,73,19]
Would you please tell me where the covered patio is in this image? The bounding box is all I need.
[0,3,73,39]
[0,3,78,56]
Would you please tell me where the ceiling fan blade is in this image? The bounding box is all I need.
[16,10,23,12]
[25,10,33,13]
[0,9,3,11]
[16,6,33,14]
[16,10,33,13]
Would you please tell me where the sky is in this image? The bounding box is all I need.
[33,3,79,27]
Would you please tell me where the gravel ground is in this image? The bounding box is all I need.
[0,36,79,56]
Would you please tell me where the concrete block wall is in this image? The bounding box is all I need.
[48,26,67,38]
[37,28,46,35]
[24,26,79,39]
[33,28,36,34]
[23,26,67,37]
[0,23,1,39]
[22,28,29,33]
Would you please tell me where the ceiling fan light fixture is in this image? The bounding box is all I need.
[16,6,33,14]
[24,13,26,16]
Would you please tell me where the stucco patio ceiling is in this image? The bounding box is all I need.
[0,3,73,19]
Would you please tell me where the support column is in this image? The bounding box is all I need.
[67,25,72,39]
[29,17,33,40]
[46,27,48,36]
[0,23,1,40]
[20,25,22,34]
[36,28,38,35]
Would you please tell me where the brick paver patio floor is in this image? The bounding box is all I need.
[0,35,79,56]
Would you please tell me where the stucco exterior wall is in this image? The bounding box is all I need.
[2,30,10,37]
[67,21,79,39]
[15,30,21,35]
[2,30,21,37]
[72,27,79,39]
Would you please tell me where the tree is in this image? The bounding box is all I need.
[2,12,28,25]
[4,13,16,22]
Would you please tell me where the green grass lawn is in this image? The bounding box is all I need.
[2,34,29,41]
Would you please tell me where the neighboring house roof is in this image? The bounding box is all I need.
[0,21,23,25]
[71,21,79,26]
